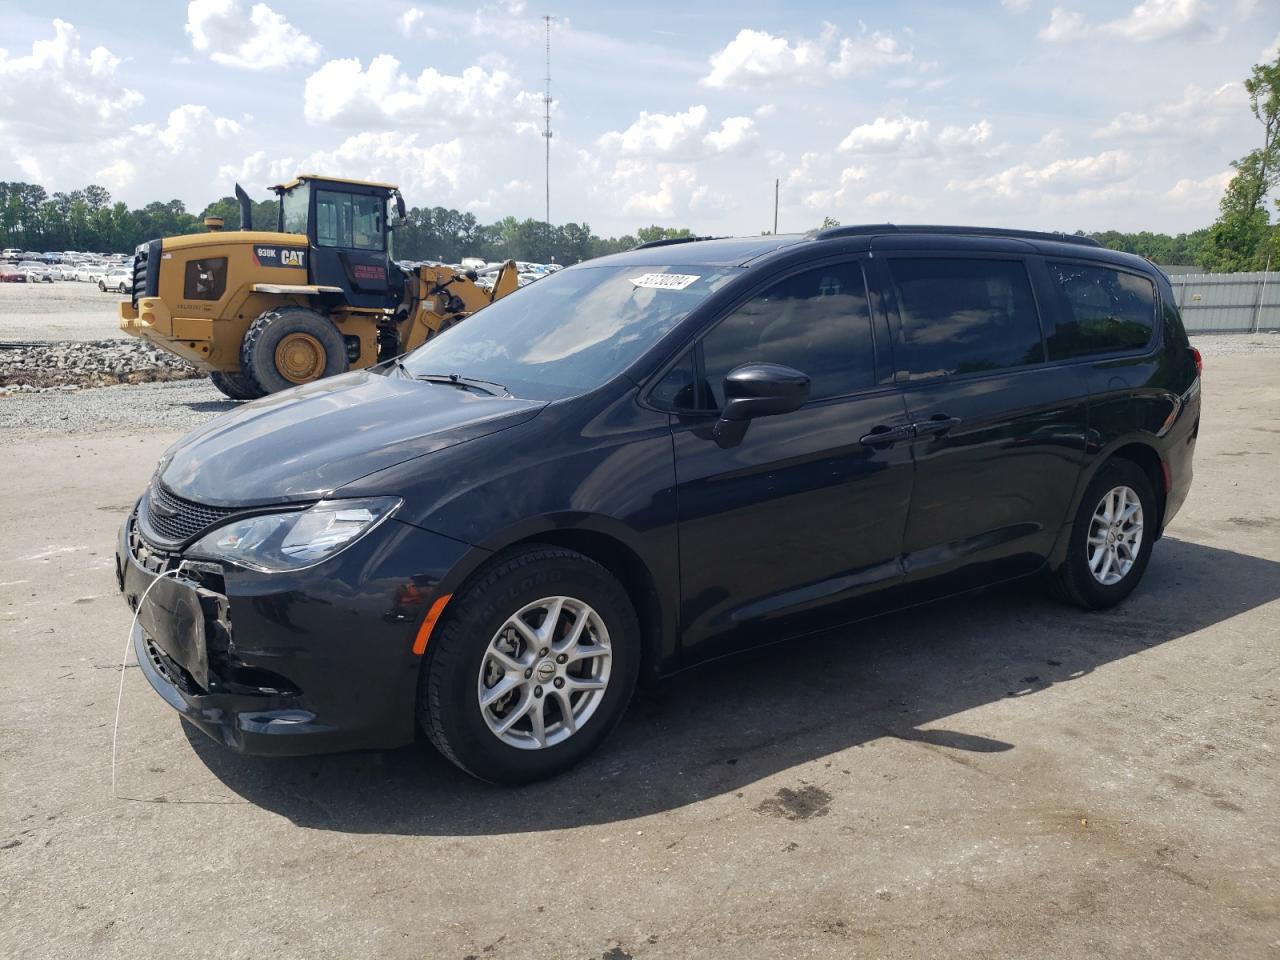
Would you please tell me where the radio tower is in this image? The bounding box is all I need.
[542,16,554,237]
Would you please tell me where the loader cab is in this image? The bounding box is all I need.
[272,174,406,311]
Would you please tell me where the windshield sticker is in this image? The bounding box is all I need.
[629,273,700,291]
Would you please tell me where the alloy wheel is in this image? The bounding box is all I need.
[477,595,612,750]
[1087,484,1144,586]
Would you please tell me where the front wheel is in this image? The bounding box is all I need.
[420,545,641,784]
[1050,459,1157,609]
[239,306,347,395]
[98,281,106,291]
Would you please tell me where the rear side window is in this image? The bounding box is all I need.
[700,261,874,407]
[183,258,227,301]
[1045,262,1155,359]
[888,258,1043,379]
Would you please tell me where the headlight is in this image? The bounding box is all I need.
[188,497,401,572]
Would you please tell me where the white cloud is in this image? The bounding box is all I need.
[1262,32,1280,61]
[704,116,757,153]
[830,27,915,76]
[839,116,932,153]
[701,23,912,88]
[1093,82,1243,138]
[299,132,465,196]
[1040,0,1222,43]
[597,106,709,156]
[1040,7,1090,41]
[1165,169,1233,208]
[1002,0,1033,11]
[398,8,438,39]
[1103,0,1217,42]
[0,19,144,144]
[94,158,139,194]
[802,164,871,210]
[131,105,242,155]
[185,0,321,70]
[303,56,536,131]
[754,104,777,118]
[949,149,1138,200]
[938,120,993,148]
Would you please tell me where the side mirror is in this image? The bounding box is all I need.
[713,362,810,448]
[394,192,407,220]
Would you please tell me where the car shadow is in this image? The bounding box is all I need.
[182,537,1280,834]
[180,400,241,414]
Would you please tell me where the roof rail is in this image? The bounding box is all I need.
[810,224,1102,248]
[632,235,726,250]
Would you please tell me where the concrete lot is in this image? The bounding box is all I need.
[1,344,1278,959]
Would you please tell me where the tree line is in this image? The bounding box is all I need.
[0,179,1235,268]
[0,181,688,265]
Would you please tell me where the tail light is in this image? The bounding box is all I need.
[1191,347,1202,377]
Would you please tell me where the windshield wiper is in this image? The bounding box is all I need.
[414,373,510,397]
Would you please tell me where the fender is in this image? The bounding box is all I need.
[419,510,679,680]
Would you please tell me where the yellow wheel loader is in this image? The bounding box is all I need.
[118,175,520,400]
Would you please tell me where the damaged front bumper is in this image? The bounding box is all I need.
[115,502,474,756]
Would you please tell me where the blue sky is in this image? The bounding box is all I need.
[2,0,1277,236]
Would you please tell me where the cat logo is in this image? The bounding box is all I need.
[281,249,305,268]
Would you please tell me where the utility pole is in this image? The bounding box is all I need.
[543,15,554,258]
[773,178,779,234]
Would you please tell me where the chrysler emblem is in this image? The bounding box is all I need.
[148,490,177,519]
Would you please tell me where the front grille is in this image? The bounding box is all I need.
[141,484,238,545]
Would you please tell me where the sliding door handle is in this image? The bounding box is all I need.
[913,415,962,437]
[860,423,915,446]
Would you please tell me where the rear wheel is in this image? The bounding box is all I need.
[98,281,106,291]
[240,306,347,395]
[420,545,641,784]
[208,370,265,401]
[1050,459,1157,609]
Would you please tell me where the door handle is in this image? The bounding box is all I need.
[860,423,915,446]
[913,414,962,437]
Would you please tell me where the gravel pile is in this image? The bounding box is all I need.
[0,339,202,392]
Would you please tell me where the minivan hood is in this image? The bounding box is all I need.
[159,368,545,507]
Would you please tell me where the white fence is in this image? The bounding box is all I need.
[1168,271,1280,334]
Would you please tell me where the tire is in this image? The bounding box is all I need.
[239,306,347,395]
[98,281,106,292]
[420,545,641,784]
[208,370,265,401]
[117,283,126,294]
[1050,459,1157,609]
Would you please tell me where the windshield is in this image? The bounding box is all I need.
[400,264,741,400]
[280,183,310,236]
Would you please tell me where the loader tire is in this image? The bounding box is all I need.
[209,370,264,401]
[240,306,347,395]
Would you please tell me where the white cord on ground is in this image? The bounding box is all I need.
[111,564,187,800]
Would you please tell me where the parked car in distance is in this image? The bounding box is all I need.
[74,263,107,283]
[18,261,55,283]
[99,269,133,293]
[52,263,79,280]
[117,224,1201,784]
[0,265,27,282]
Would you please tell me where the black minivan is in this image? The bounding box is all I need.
[117,225,1201,783]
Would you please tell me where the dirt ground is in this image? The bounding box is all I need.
[1,345,1278,960]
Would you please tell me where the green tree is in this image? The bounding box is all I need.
[1199,52,1280,271]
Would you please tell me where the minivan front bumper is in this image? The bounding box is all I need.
[116,504,477,755]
